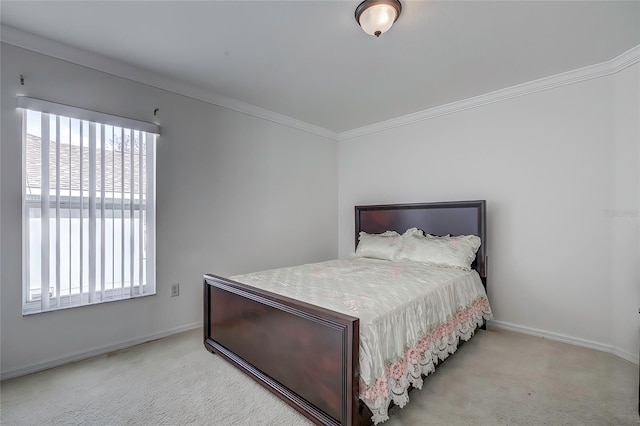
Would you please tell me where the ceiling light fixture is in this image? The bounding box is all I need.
[355,0,402,37]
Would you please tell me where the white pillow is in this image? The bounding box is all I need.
[354,231,402,261]
[380,230,401,237]
[401,228,450,238]
[402,227,424,237]
[396,234,481,271]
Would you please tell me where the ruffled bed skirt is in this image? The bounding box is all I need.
[360,296,493,424]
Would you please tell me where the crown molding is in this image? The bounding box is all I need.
[0,25,339,141]
[2,24,636,143]
[339,44,640,141]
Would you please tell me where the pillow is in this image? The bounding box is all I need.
[396,234,481,271]
[402,227,424,237]
[401,228,451,238]
[380,230,401,237]
[354,231,402,261]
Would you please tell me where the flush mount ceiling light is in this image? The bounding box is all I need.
[355,0,402,37]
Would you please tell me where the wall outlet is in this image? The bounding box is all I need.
[171,283,180,297]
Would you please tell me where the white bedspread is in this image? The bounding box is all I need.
[230,258,492,423]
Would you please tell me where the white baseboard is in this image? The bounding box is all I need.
[1,322,201,381]
[3,320,636,380]
[490,320,639,365]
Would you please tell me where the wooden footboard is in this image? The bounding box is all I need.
[203,274,373,426]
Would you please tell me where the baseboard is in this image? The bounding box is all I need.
[4,320,636,380]
[0,322,201,381]
[490,320,639,365]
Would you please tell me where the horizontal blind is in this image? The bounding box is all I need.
[20,99,158,314]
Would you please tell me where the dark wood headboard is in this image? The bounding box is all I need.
[355,200,487,285]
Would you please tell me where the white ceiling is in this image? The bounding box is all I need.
[1,1,639,134]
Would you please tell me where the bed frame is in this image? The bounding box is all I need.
[203,200,487,426]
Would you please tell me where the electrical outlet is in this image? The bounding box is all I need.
[171,283,180,297]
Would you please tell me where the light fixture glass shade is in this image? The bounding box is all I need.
[355,0,401,37]
[359,4,396,36]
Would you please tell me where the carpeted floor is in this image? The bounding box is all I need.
[1,327,638,426]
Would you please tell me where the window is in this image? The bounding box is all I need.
[19,97,159,314]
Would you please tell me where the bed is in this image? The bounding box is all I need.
[203,200,492,425]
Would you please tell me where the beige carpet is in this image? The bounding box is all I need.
[1,328,639,426]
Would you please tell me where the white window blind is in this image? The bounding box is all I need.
[18,96,159,314]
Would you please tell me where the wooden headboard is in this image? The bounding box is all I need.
[355,200,487,285]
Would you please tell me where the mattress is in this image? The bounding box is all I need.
[230,257,493,424]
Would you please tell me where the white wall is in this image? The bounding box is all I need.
[1,39,637,380]
[338,64,639,362]
[611,64,640,361]
[0,43,338,378]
